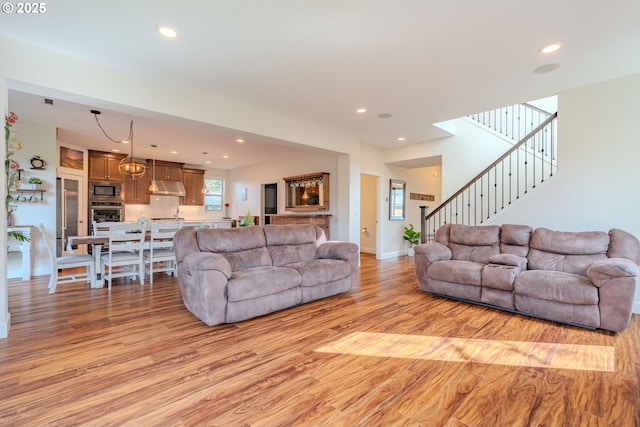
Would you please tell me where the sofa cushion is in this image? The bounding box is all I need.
[227,266,301,302]
[500,224,532,257]
[530,227,610,254]
[264,224,320,266]
[527,250,608,276]
[528,228,609,275]
[608,229,640,264]
[514,270,598,305]
[428,260,484,286]
[435,223,452,246]
[196,227,272,270]
[448,224,500,263]
[287,259,351,287]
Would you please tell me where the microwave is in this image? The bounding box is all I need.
[89,181,123,201]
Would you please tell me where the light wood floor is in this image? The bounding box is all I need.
[1,254,639,426]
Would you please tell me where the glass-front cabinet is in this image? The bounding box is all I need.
[283,172,330,211]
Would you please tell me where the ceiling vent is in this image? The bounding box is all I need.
[43,98,54,106]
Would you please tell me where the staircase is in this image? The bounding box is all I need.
[421,104,558,242]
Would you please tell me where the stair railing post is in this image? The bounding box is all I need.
[419,206,428,243]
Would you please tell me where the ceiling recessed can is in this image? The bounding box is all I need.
[377,113,393,119]
[540,41,563,54]
[356,108,367,114]
[533,63,560,74]
[156,24,178,39]
[397,137,406,142]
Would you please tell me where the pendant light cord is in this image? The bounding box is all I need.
[93,113,133,145]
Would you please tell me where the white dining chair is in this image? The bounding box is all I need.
[143,221,182,283]
[39,223,96,294]
[101,222,146,289]
[181,220,205,229]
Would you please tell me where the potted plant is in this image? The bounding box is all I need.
[403,223,421,256]
[28,176,42,189]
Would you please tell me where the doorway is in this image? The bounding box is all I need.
[57,172,87,256]
[360,174,378,256]
[262,183,277,224]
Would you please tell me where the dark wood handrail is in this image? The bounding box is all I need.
[426,112,558,222]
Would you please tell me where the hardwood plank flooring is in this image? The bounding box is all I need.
[1,254,639,426]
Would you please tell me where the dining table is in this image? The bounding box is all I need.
[66,235,109,288]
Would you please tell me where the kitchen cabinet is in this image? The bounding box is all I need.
[88,150,126,182]
[181,168,205,206]
[124,169,151,204]
[266,214,331,238]
[153,160,183,181]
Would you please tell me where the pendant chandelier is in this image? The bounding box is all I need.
[91,110,146,180]
[149,157,159,192]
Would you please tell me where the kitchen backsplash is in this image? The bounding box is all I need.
[123,195,226,221]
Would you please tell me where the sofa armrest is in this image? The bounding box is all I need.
[414,242,451,292]
[318,241,359,261]
[177,252,233,326]
[586,258,638,332]
[319,241,360,287]
[586,258,639,288]
[414,242,452,262]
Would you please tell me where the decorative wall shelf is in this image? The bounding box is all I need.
[283,172,330,211]
[9,188,46,202]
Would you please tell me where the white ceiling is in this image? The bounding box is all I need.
[2,0,640,169]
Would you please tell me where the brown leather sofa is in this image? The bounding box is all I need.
[174,224,359,326]
[414,224,640,332]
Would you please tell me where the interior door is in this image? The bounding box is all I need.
[263,183,277,224]
[360,174,379,256]
[57,172,86,256]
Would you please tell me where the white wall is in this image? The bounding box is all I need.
[229,150,340,236]
[487,73,640,312]
[360,143,442,258]
[385,118,514,199]
[7,120,57,279]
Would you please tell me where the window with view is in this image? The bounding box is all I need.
[204,178,224,211]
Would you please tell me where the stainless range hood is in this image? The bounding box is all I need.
[151,180,186,197]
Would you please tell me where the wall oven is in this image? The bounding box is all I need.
[90,201,124,224]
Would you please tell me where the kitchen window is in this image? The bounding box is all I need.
[204,178,224,211]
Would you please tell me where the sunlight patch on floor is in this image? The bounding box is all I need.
[315,331,614,372]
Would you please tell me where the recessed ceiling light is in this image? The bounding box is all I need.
[356,108,367,114]
[397,137,406,142]
[111,149,120,153]
[540,41,563,54]
[235,138,245,144]
[223,155,229,159]
[205,160,211,164]
[170,150,177,154]
[156,24,178,39]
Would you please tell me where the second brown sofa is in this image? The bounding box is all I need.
[414,224,640,332]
